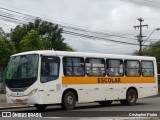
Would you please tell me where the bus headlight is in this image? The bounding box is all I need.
[28,89,38,97]
[6,92,11,97]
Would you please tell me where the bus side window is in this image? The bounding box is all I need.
[40,56,60,83]
[86,58,105,76]
[125,60,140,76]
[63,57,85,76]
[106,59,124,76]
[142,61,154,77]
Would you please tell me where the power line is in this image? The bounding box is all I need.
[121,0,160,9]
[0,6,140,46]
[0,6,152,47]
[0,3,137,37]
[2,3,158,54]
[63,30,145,46]
[0,10,34,22]
[0,6,136,39]
[0,7,36,20]
[0,13,146,47]
[61,25,137,40]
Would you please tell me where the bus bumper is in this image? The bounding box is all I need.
[6,92,39,104]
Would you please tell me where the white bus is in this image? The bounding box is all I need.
[5,50,158,110]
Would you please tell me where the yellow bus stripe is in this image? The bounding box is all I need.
[62,76,156,84]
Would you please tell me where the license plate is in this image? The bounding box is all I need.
[16,99,22,103]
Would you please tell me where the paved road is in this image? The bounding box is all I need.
[0,96,160,118]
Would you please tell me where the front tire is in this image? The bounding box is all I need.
[120,89,137,106]
[62,91,76,110]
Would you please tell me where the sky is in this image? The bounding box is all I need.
[0,0,160,54]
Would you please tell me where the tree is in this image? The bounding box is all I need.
[0,27,5,37]
[11,18,73,52]
[20,30,44,52]
[0,37,16,83]
[10,25,28,52]
[133,41,160,73]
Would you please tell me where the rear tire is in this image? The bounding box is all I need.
[34,104,47,111]
[99,100,112,106]
[62,91,76,110]
[120,89,137,106]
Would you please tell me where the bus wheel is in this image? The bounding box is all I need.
[120,89,137,106]
[98,100,112,106]
[34,104,47,111]
[62,91,76,110]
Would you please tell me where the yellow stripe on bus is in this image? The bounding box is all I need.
[62,76,156,84]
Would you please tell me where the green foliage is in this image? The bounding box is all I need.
[0,27,5,37]
[0,38,16,68]
[20,30,44,52]
[133,41,160,73]
[0,37,16,68]
[0,37,16,81]
[11,18,73,52]
[10,25,28,52]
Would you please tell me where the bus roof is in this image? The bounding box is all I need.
[11,50,156,61]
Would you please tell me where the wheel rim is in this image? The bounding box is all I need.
[128,93,135,103]
[66,96,74,105]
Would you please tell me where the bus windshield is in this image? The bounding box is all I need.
[5,54,39,91]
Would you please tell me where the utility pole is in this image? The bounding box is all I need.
[134,18,148,55]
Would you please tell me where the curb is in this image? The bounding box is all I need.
[0,105,34,110]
